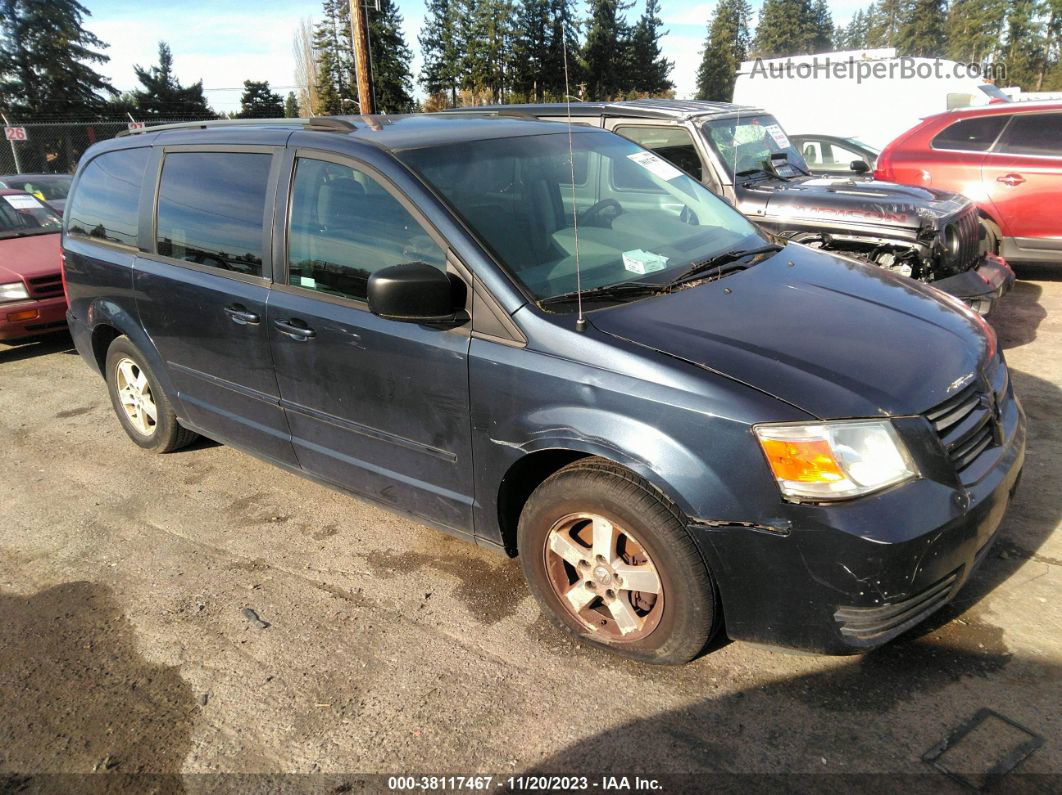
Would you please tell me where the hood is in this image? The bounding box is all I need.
[0,232,61,283]
[589,244,991,419]
[738,175,970,230]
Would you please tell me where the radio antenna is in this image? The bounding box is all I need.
[562,29,586,332]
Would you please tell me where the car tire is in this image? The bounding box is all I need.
[979,217,1001,256]
[105,336,198,453]
[518,458,719,664]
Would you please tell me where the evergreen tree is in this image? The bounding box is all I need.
[0,0,116,120]
[752,0,817,57]
[840,8,871,49]
[946,0,1007,63]
[583,0,634,99]
[237,80,284,118]
[420,0,464,105]
[1001,0,1046,89]
[809,0,833,53]
[132,42,212,120]
[368,0,416,112]
[465,0,514,102]
[629,0,673,95]
[695,0,751,101]
[541,0,581,99]
[284,91,299,117]
[895,0,948,57]
[866,0,903,47]
[512,0,551,99]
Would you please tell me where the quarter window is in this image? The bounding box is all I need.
[931,116,1008,152]
[286,158,446,302]
[66,148,150,248]
[155,151,272,276]
[996,113,1062,157]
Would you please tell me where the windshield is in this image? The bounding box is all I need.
[400,132,763,305]
[1,176,71,201]
[703,115,810,179]
[0,193,62,238]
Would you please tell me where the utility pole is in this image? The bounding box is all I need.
[349,0,375,115]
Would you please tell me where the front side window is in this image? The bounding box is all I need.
[614,126,703,182]
[0,193,62,239]
[66,148,150,247]
[702,115,809,178]
[155,151,272,276]
[996,113,1062,157]
[931,115,1008,152]
[399,132,762,305]
[287,158,446,302]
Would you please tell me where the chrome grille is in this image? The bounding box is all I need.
[26,273,63,299]
[926,380,1001,473]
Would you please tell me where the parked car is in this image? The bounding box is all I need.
[0,189,67,341]
[453,100,1013,314]
[0,173,73,213]
[63,116,1024,663]
[874,101,1062,265]
[790,134,878,176]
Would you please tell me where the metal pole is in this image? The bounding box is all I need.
[349,0,375,115]
[1,113,23,174]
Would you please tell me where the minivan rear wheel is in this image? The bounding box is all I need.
[518,459,719,664]
[105,336,198,453]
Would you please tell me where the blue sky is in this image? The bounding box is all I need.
[85,0,868,113]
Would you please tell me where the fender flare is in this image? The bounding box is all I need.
[85,298,180,403]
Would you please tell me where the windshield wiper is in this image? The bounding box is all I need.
[539,281,663,308]
[665,244,783,289]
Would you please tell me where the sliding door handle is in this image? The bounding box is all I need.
[273,318,316,340]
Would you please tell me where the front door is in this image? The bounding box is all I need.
[267,153,475,534]
[134,147,298,465]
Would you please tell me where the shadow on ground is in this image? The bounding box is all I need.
[0,331,75,364]
[0,581,196,791]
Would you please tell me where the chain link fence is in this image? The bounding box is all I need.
[0,119,211,176]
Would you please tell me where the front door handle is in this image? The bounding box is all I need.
[996,173,1026,187]
[223,304,260,325]
[273,318,316,341]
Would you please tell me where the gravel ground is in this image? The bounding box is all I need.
[0,266,1059,790]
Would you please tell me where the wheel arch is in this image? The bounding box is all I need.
[85,299,178,400]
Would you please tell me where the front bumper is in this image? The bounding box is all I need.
[0,295,68,341]
[932,254,1015,315]
[694,386,1026,654]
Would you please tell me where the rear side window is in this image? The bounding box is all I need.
[286,158,445,302]
[66,148,150,248]
[931,116,1008,152]
[615,126,703,183]
[996,113,1062,157]
[155,152,272,276]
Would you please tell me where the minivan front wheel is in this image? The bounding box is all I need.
[518,459,718,664]
[105,336,198,453]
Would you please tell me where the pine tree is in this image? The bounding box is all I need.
[866,0,903,47]
[629,0,673,95]
[368,0,416,112]
[1001,0,1046,89]
[465,0,514,102]
[695,0,751,101]
[237,80,285,118]
[753,0,816,57]
[314,20,343,114]
[132,42,212,120]
[284,91,299,117]
[895,0,948,57]
[541,0,581,99]
[840,8,871,49]
[809,0,833,53]
[946,0,1007,63]
[583,0,634,100]
[0,0,116,120]
[420,0,464,105]
[512,0,551,100]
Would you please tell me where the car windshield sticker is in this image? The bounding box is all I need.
[622,249,669,274]
[627,152,684,182]
[765,124,791,149]
[299,276,316,288]
[3,194,42,210]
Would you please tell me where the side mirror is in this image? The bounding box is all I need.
[850,160,870,174]
[367,262,458,324]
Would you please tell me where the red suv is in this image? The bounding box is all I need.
[875,101,1062,264]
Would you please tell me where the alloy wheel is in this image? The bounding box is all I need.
[114,357,158,436]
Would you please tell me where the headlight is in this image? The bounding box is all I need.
[0,281,30,303]
[754,419,918,501]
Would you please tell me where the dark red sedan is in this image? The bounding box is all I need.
[875,101,1062,264]
[0,189,67,341]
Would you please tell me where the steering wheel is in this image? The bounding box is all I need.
[579,198,623,227]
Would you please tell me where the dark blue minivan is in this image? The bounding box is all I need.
[61,115,1025,663]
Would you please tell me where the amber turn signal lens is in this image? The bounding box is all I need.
[759,438,845,484]
[6,308,38,323]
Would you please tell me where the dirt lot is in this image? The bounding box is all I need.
[1,267,1059,790]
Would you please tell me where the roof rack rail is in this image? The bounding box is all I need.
[116,117,356,138]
